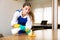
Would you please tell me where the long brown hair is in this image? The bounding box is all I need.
[22,3,34,23]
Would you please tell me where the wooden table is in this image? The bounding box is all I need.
[0,34,36,40]
[0,29,52,40]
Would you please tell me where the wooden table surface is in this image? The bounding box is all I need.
[0,34,36,40]
[0,29,53,40]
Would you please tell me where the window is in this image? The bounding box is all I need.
[33,8,43,23]
[33,7,52,24]
[44,7,52,24]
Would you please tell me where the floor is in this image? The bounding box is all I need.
[34,29,52,40]
[34,29,60,40]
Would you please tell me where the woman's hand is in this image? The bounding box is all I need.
[13,24,20,28]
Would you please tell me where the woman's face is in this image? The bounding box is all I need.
[22,6,31,15]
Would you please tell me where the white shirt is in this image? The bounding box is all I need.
[11,10,32,29]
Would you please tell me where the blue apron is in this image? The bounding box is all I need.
[17,13,27,34]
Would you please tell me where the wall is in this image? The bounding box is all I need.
[0,0,25,36]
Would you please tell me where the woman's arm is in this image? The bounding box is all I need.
[26,16,32,29]
[11,11,19,27]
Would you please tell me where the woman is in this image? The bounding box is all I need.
[11,3,35,36]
